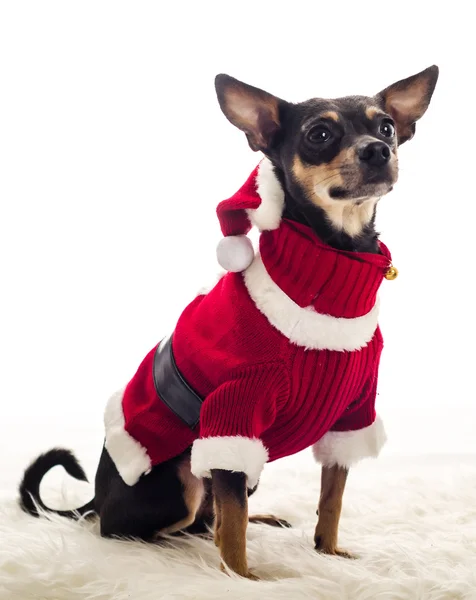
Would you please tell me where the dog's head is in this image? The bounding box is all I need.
[215,67,438,241]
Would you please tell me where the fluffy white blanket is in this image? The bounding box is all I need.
[1,453,474,600]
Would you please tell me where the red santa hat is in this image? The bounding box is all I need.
[216,158,285,272]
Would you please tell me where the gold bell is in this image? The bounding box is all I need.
[385,265,398,280]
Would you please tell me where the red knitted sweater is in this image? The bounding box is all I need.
[104,165,392,487]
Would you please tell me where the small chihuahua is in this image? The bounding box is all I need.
[20,66,438,579]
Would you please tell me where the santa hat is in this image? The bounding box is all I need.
[216,158,285,272]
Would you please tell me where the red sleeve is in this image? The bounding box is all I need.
[313,374,387,468]
[331,375,378,433]
[190,363,289,488]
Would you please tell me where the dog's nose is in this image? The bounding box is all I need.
[358,142,391,167]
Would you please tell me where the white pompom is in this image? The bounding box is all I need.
[216,235,254,272]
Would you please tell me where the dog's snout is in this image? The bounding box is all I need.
[358,142,390,167]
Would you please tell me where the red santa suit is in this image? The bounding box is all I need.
[104,159,392,488]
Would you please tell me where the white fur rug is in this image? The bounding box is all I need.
[1,453,475,600]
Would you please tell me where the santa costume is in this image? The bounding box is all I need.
[104,158,393,488]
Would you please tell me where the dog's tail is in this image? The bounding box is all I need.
[19,448,96,519]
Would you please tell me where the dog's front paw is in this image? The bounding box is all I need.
[318,547,357,560]
[314,536,357,559]
[244,570,260,581]
[220,563,259,580]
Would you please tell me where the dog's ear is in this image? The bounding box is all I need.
[377,65,439,144]
[215,74,284,152]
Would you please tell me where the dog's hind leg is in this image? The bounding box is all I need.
[247,481,291,528]
[183,478,214,535]
[157,455,205,536]
[97,448,201,541]
[248,515,292,528]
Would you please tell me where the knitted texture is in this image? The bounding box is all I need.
[260,221,391,318]
[115,227,389,480]
[106,164,392,485]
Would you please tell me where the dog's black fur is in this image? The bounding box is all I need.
[20,446,249,538]
[19,66,438,571]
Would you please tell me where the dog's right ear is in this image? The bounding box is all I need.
[215,74,284,152]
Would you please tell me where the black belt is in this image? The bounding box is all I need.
[152,335,203,429]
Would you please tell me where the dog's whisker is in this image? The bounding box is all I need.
[314,172,342,186]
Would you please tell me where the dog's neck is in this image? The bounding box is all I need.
[272,166,380,254]
[257,218,391,319]
[282,196,380,254]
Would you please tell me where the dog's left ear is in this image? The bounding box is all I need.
[215,74,285,152]
[377,65,439,144]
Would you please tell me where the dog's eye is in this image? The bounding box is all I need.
[379,120,395,138]
[307,125,332,144]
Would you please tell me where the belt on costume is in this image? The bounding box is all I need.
[152,335,203,429]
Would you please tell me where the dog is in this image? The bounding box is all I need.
[19,66,438,580]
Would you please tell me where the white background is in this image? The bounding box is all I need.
[1,1,474,491]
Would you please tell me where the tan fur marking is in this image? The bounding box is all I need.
[314,465,355,558]
[292,150,395,237]
[365,106,381,120]
[217,495,249,576]
[320,110,339,121]
[249,514,290,527]
[219,497,248,575]
[212,472,254,579]
[214,496,222,547]
[325,198,378,237]
[158,456,205,536]
[292,154,346,210]
[159,514,197,535]
[179,458,205,516]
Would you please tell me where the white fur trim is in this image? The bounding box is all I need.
[247,157,285,231]
[243,254,380,351]
[312,416,387,468]
[104,389,152,486]
[191,436,269,489]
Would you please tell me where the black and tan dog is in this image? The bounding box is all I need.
[20,66,438,579]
